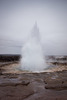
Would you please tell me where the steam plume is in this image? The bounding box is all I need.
[21,23,46,72]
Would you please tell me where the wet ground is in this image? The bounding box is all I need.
[0,69,67,100]
[0,56,67,100]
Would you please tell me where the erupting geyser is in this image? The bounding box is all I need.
[21,23,46,72]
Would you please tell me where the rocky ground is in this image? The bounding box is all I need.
[0,61,67,100]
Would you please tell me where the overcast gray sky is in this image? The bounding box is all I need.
[0,0,67,55]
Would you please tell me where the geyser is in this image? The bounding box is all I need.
[21,23,46,72]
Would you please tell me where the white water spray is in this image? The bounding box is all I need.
[21,23,46,72]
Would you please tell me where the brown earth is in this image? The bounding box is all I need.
[0,62,67,100]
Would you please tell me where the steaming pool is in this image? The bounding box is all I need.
[0,59,67,74]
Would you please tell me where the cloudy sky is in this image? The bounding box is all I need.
[0,0,67,55]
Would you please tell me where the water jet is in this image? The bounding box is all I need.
[21,23,46,72]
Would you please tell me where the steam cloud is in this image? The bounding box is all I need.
[21,23,46,72]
